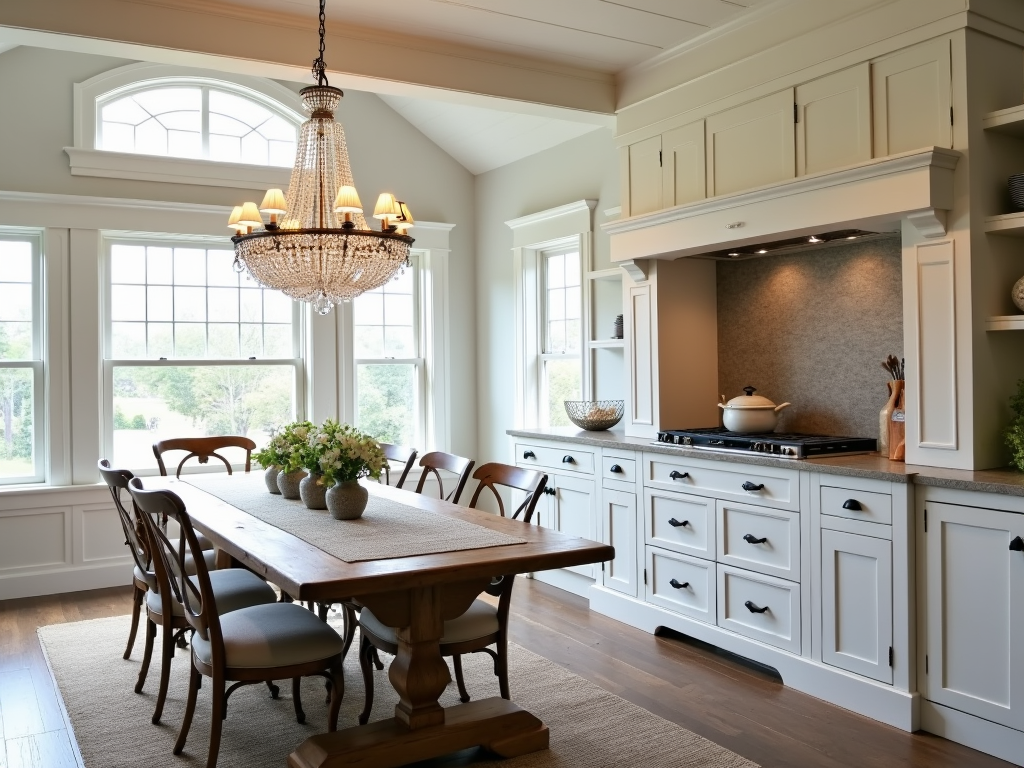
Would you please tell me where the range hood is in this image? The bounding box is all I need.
[603,147,959,275]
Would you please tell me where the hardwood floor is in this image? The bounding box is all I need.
[0,580,1011,768]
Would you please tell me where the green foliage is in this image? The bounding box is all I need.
[356,365,414,445]
[1006,379,1024,472]
[302,419,386,486]
[113,407,148,430]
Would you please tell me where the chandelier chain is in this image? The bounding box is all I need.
[312,0,328,86]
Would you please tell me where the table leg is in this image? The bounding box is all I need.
[389,586,449,729]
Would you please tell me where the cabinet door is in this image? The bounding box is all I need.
[601,488,637,596]
[821,529,893,684]
[627,135,663,216]
[706,89,795,197]
[550,474,598,578]
[872,38,952,156]
[921,502,1024,730]
[661,121,705,207]
[796,64,871,176]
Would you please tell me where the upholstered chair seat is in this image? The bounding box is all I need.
[133,548,217,591]
[145,568,276,619]
[360,600,499,646]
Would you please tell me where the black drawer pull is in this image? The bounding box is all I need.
[669,578,690,590]
[544,487,556,496]
[1011,535,1024,552]
[523,450,536,459]
[742,481,765,492]
[562,455,576,464]
[669,470,690,480]
[609,464,623,474]
[842,499,862,511]
[668,518,689,528]
[742,533,768,545]
[744,600,769,614]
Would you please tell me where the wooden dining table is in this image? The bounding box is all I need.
[148,475,614,768]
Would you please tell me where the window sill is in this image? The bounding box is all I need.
[64,147,290,189]
[0,482,106,499]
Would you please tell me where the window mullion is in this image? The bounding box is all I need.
[201,87,210,160]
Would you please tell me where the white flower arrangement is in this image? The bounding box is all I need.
[255,420,315,473]
[300,419,387,486]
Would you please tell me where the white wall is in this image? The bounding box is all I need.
[473,128,619,466]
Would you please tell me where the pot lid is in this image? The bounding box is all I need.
[722,386,779,409]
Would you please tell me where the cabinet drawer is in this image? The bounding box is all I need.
[820,484,892,525]
[516,443,595,475]
[645,489,714,560]
[644,454,799,511]
[717,501,800,581]
[717,564,800,654]
[647,546,716,625]
[602,456,637,485]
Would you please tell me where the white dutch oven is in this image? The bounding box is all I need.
[718,386,791,433]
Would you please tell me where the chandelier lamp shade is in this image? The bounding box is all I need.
[229,0,413,315]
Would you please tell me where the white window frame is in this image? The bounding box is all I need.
[0,229,45,485]
[100,232,306,475]
[538,245,584,428]
[66,63,304,189]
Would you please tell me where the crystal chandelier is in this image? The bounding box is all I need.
[228,0,413,315]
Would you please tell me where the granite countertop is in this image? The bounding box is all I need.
[507,427,1024,496]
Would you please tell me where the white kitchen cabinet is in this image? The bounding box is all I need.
[706,88,795,197]
[661,120,705,208]
[541,473,599,579]
[601,487,638,597]
[625,135,663,216]
[821,528,893,684]
[796,64,871,176]
[920,501,1024,731]
[872,38,952,156]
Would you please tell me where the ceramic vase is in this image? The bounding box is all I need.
[299,473,328,510]
[264,465,281,494]
[276,469,306,500]
[326,480,368,520]
[1012,274,1024,312]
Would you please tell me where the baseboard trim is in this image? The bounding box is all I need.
[921,700,1024,767]
[0,561,133,601]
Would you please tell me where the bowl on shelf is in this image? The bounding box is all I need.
[564,400,624,431]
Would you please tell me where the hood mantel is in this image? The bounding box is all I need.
[604,147,960,266]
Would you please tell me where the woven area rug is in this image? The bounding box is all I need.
[39,613,758,768]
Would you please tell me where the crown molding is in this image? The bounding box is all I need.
[505,199,597,231]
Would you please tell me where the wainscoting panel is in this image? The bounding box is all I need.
[0,508,69,571]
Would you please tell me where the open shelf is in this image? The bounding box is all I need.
[983,104,1024,138]
[589,338,625,348]
[986,315,1024,331]
[586,268,622,282]
[984,211,1024,237]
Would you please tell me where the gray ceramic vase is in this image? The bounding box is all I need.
[326,480,368,520]
[299,473,328,510]
[276,469,306,500]
[1013,274,1024,312]
[264,465,282,494]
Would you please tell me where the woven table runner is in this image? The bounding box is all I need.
[182,473,526,563]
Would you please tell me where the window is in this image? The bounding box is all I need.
[98,84,297,167]
[352,261,422,447]
[0,234,43,484]
[540,247,582,427]
[104,239,303,472]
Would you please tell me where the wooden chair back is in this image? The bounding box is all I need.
[379,443,417,488]
[152,435,257,478]
[414,451,475,505]
[466,462,547,523]
[98,459,151,577]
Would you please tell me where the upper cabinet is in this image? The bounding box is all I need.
[797,64,872,176]
[872,38,952,156]
[626,135,664,216]
[706,89,795,197]
[662,121,706,208]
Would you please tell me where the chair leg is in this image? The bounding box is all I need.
[341,604,357,660]
[371,646,384,671]
[207,676,225,768]
[174,664,201,755]
[135,619,156,694]
[497,635,510,700]
[327,660,344,732]
[317,602,330,622]
[452,654,471,703]
[124,584,144,660]
[357,635,374,726]
[266,680,280,699]
[292,677,306,724]
[152,622,175,723]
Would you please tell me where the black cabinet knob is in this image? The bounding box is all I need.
[668,518,689,528]
[562,455,576,464]
[523,450,536,459]
[742,481,765,492]
[544,487,556,496]
[669,470,690,480]
[1011,535,1024,552]
[842,499,863,511]
[744,600,770,614]
[609,464,623,473]
[669,578,690,590]
[742,533,768,545]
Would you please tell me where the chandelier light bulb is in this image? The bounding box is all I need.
[373,193,400,229]
[259,188,288,228]
[334,185,363,213]
[238,202,264,233]
[227,206,245,233]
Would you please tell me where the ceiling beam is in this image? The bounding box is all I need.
[0,0,615,119]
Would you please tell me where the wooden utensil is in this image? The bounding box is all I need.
[888,384,906,462]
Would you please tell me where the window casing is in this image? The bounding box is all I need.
[102,236,304,473]
[539,247,582,427]
[0,232,44,484]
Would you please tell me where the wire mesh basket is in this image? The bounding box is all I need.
[563,400,624,431]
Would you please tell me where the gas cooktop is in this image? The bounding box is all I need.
[655,427,877,459]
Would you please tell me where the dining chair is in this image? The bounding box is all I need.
[357,462,547,723]
[128,479,346,768]
[413,451,475,505]
[379,442,417,488]
[152,436,257,478]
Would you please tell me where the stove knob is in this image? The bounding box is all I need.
[682,436,693,446]
[781,447,795,456]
